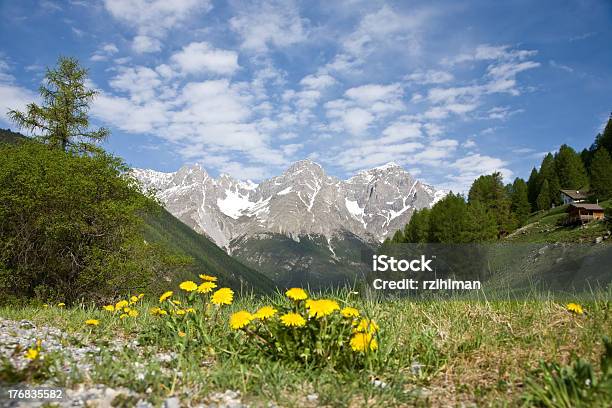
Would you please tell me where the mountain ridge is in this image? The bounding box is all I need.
[133,159,445,249]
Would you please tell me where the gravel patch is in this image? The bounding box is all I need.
[0,318,247,407]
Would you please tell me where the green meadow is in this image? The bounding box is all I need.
[1,287,610,407]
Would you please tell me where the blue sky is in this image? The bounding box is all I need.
[0,0,611,191]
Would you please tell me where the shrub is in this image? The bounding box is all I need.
[0,141,181,304]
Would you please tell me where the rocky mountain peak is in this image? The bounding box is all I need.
[133,161,443,249]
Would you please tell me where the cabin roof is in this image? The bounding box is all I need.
[567,203,604,211]
[560,189,588,199]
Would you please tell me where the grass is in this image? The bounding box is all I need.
[507,199,611,244]
[1,289,611,407]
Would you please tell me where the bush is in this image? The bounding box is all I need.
[0,141,180,304]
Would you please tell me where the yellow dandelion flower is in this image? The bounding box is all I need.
[211,288,234,305]
[128,309,139,317]
[25,348,39,360]
[172,300,182,305]
[123,307,131,313]
[159,291,173,303]
[350,333,378,352]
[43,304,48,308]
[178,331,186,337]
[130,295,139,303]
[138,293,144,299]
[179,280,198,292]
[199,274,218,282]
[354,319,379,334]
[341,307,360,318]
[254,306,277,320]
[175,309,186,316]
[307,299,340,318]
[280,312,306,327]
[230,311,254,330]
[85,319,100,326]
[150,307,167,316]
[566,303,584,315]
[103,305,115,312]
[285,288,308,301]
[57,303,65,308]
[119,314,128,319]
[115,300,128,309]
[197,281,217,293]
[185,308,195,313]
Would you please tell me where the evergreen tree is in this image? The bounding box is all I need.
[403,208,430,243]
[468,172,515,235]
[589,148,612,200]
[391,229,405,243]
[555,144,589,190]
[539,153,562,206]
[462,201,498,242]
[536,179,552,210]
[428,193,470,243]
[594,114,612,154]
[527,167,540,211]
[510,177,531,225]
[7,57,108,153]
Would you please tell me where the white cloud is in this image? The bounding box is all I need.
[0,60,38,126]
[448,44,537,65]
[449,153,513,188]
[92,69,292,177]
[108,66,163,103]
[345,83,403,105]
[300,74,336,90]
[170,42,240,76]
[229,0,308,52]
[103,0,211,53]
[549,60,574,73]
[324,83,405,136]
[132,35,162,54]
[405,70,454,84]
[91,42,119,61]
[486,106,524,120]
[342,6,430,58]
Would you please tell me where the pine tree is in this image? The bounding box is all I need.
[7,56,108,152]
[468,172,515,235]
[536,179,552,210]
[462,201,498,242]
[589,148,612,200]
[403,208,430,243]
[527,167,540,211]
[555,144,589,190]
[391,229,405,243]
[428,193,469,243]
[594,114,612,154]
[510,178,531,225]
[539,153,562,206]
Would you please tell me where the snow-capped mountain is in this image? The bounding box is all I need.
[132,160,444,249]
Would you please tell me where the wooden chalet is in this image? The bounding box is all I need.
[565,203,605,225]
[560,189,588,205]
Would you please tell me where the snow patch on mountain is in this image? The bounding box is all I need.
[132,160,442,250]
[217,190,255,219]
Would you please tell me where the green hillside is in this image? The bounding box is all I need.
[229,231,372,289]
[143,206,274,294]
[506,199,611,243]
[0,129,273,294]
[0,128,28,144]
